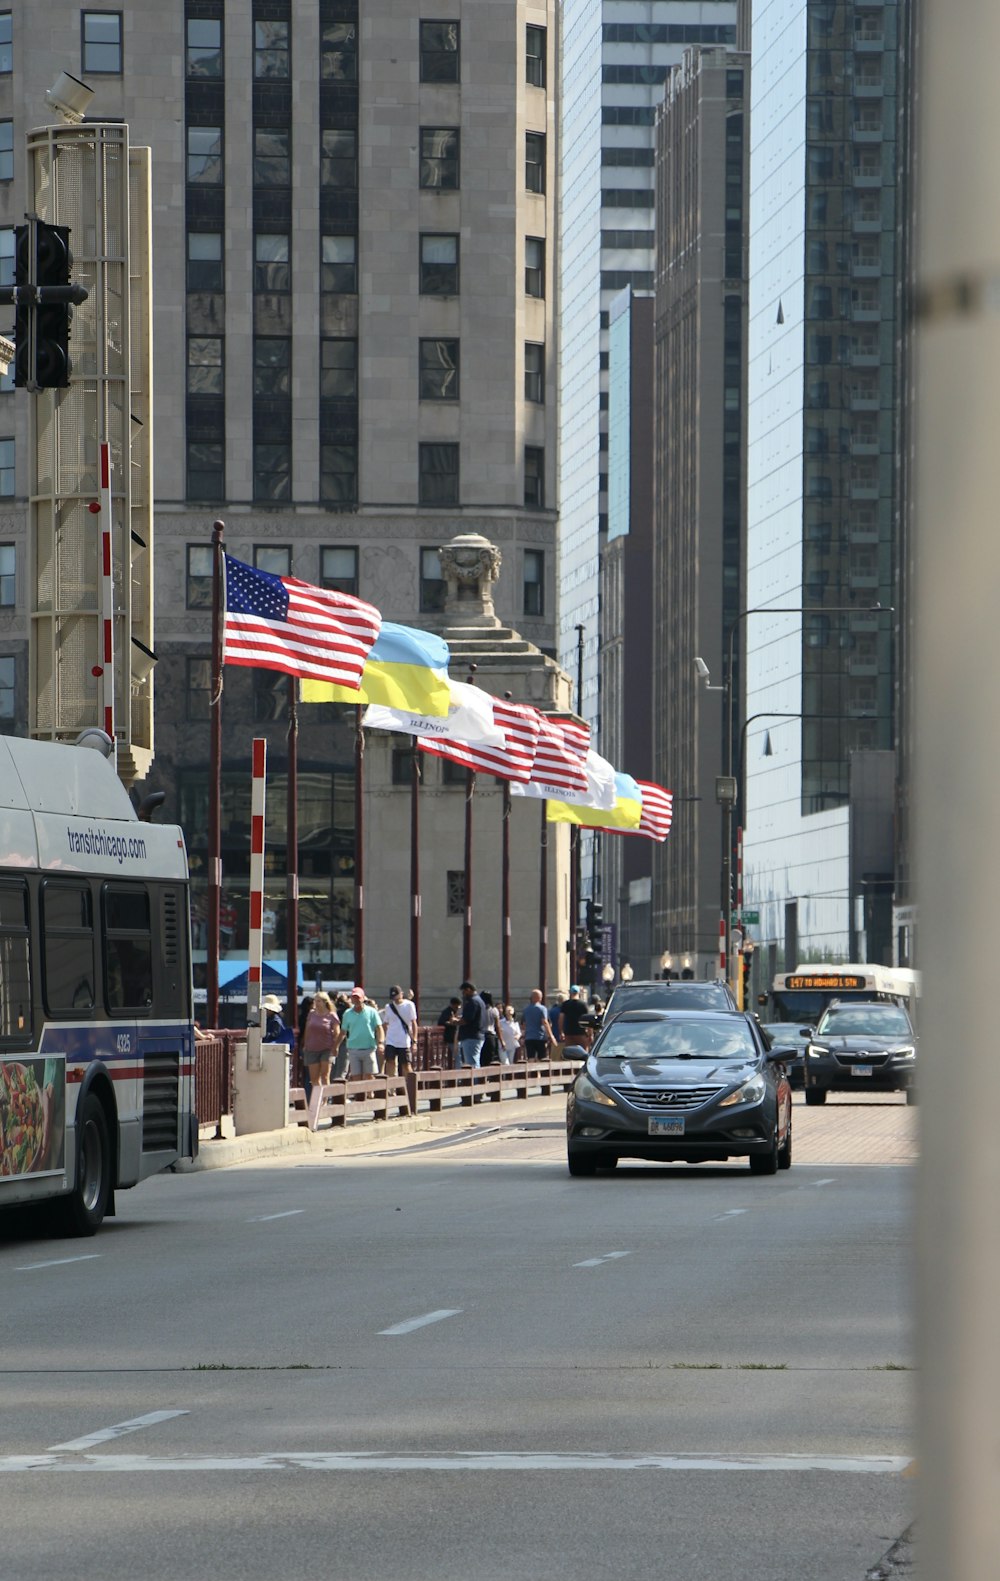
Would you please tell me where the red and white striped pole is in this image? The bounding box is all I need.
[247,737,267,1029]
[719,917,726,980]
[97,441,115,742]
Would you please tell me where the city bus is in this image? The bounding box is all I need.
[762,964,920,1028]
[0,734,197,1235]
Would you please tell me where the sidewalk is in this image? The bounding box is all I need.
[181,1090,567,1172]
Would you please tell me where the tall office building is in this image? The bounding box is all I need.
[0,1,561,993]
[743,0,905,975]
[651,45,750,980]
[559,0,738,934]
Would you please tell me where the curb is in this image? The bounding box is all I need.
[180,1093,566,1172]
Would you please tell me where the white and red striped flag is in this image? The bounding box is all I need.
[419,696,541,782]
[628,780,674,842]
[511,713,590,800]
[223,553,381,688]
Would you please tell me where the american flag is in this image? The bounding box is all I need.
[513,713,590,799]
[419,697,541,782]
[223,554,381,688]
[629,780,674,842]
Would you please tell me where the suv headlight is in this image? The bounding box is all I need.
[890,1046,916,1061]
[574,1073,618,1108]
[806,1043,829,1058]
[718,1073,767,1108]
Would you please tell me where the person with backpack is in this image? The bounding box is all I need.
[381,984,418,1076]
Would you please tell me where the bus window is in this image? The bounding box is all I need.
[0,879,31,1041]
[103,885,153,1012]
[42,882,95,1015]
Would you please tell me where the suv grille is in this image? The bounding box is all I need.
[608,1083,726,1113]
[833,1051,889,1068]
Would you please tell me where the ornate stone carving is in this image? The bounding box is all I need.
[438,533,502,623]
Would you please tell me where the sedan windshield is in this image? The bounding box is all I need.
[815,1006,912,1037]
[596,1018,758,1061]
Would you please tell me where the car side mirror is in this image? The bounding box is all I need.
[561,1044,589,1062]
[800,1027,814,1038]
[766,1046,796,1063]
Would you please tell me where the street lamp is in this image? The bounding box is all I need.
[620,962,634,983]
[601,961,615,987]
[660,950,673,980]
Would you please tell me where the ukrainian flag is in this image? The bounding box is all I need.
[299,622,451,715]
[547,771,643,831]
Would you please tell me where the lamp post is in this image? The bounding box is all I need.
[660,950,673,980]
[699,602,892,993]
[620,961,633,983]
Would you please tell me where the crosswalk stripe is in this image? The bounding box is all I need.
[0,1451,912,1475]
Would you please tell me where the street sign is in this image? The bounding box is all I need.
[742,909,759,925]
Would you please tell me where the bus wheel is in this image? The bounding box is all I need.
[54,1094,112,1237]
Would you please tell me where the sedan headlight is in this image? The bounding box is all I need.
[806,1043,829,1058]
[718,1073,767,1108]
[574,1073,618,1108]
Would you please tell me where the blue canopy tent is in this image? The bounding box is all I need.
[217,958,305,999]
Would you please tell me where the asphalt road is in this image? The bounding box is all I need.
[1,1094,916,1581]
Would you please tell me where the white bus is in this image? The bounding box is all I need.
[0,735,197,1235]
[763,963,920,1028]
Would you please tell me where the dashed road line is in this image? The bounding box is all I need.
[247,1210,305,1222]
[574,1251,632,1267]
[378,1309,462,1335]
[49,1410,189,1452]
[15,1255,101,1272]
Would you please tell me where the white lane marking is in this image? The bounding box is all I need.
[15,1255,101,1272]
[714,1209,749,1220]
[574,1251,632,1267]
[247,1209,305,1222]
[813,1178,835,1187]
[49,1410,189,1453]
[0,1451,913,1475]
[378,1309,462,1336]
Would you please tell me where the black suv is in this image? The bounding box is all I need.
[602,978,738,1026]
[803,999,918,1105]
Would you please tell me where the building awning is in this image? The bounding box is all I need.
[217,958,306,997]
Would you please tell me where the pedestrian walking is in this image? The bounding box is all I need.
[381,984,418,1076]
[560,985,591,1049]
[301,991,340,1087]
[521,989,556,1061]
[336,986,384,1079]
[480,991,502,1064]
[261,994,293,1046]
[498,1006,521,1064]
[437,997,462,1067]
[457,980,488,1067]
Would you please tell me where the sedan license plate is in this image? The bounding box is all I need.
[649,1116,685,1137]
[851,1064,873,1077]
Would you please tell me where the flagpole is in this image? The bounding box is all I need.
[207,518,225,1031]
[539,800,548,998]
[569,825,579,990]
[354,703,365,987]
[285,676,299,1038]
[411,736,421,1012]
[501,694,512,1009]
[463,663,477,983]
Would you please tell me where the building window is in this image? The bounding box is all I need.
[0,14,11,74]
[254,129,290,188]
[82,11,122,74]
[524,446,544,509]
[420,233,459,295]
[254,546,291,578]
[321,234,357,293]
[0,655,13,720]
[320,338,358,399]
[321,129,357,188]
[419,444,459,507]
[523,550,544,616]
[186,544,214,608]
[0,437,12,496]
[419,339,459,401]
[525,25,546,87]
[420,128,459,190]
[321,20,357,80]
[525,132,546,194]
[187,232,223,291]
[446,869,466,916]
[0,121,12,182]
[0,543,13,605]
[254,446,292,504]
[320,547,358,596]
[187,336,224,396]
[420,547,446,612]
[524,343,545,403]
[392,746,415,786]
[187,126,222,185]
[187,443,224,502]
[254,19,289,79]
[254,233,290,294]
[186,657,211,722]
[441,758,467,787]
[320,445,357,506]
[186,17,221,77]
[253,338,290,397]
[525,236,545,298]
[420,20,459,82]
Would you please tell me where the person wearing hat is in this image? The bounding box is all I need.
[559,984,591,1049]
[336,986,384,1079]
[261,993,292,1046]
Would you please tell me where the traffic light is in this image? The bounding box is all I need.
[590,899,604,933]
[13,224,33,388]
[33,222,72,388]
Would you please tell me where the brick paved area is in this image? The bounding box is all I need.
[792,1091,918,1166]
